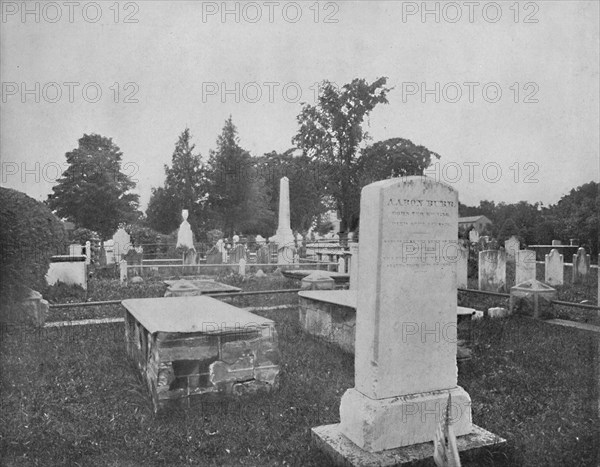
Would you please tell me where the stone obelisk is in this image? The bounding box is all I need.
[270,177,295,264]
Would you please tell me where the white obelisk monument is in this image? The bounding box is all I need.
[270,177,295,264]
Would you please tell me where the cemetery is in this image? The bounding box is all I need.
[1,171,599,467]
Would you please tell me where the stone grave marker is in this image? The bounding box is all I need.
[504,236,520,263]
[457,243,468,288]
[516,249,536,284]
[112,228,132,262]
[572,247,590,284]
[229,244,247,264]
[257,245,270,265]
[478,250,507,292]
[349,243,359,290]
[545,249,563,286]
[468,229,479,243]
[336,176,472,451]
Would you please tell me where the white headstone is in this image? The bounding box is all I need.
[572,247,590,284]
[238,258,246,276]
[339,176,472,452]
[112,228,131,261]
[545,249,563,286]
[516,249,536,284]
[504,236,520,263]
[176,210,195,251]
[84,240,91,265]
[468,230,479,243]
[349,243,359,290]
[457,244,468,288]
[478,250,507,292]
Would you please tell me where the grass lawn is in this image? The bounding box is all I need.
[1,277,598,466]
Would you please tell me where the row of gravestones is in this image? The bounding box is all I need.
[206,243,285,265]
[476,246,593,292]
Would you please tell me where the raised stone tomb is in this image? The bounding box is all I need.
[122,296,280,413]
[298,290,475,357]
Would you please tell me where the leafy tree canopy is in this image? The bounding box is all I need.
[47,133,140,239]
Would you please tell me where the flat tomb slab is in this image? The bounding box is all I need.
[163,280,241,295]
[282,269,350,283]
[298,291,475,355]
[312,423,506,467]
[122,296,279,412]
[122,296,265,333]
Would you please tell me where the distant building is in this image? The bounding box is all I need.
[459,215,492,234]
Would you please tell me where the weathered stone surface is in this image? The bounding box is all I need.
[122,296,280,412]
[504,236,520,262]
[478,250,506,292]
[515,249,536,285]
[337,176,472,451]
[572,247,591,284]
[457,244,468,288]
[312,423,506,467]
[545,249,564,286]
[301,271,335,290]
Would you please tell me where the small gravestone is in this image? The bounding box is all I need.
[229,244,247,264]
[257,246,270,265]
[457,243,469,288]
[468,229,480,243]
[112,228,132,261]
[478,250,507,292]
[206,246,222,264]
[504,236,520,263]
[572,247,590,284]
[545,248,564,286]
[516,249,536,284]
[552,239,562,246]
[349,243,359,290]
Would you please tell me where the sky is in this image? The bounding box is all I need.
[1,0,599,212]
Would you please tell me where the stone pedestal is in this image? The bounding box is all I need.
[340,387,472,452]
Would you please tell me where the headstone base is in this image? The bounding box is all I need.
[312,423,506,467]
[340,386,472,452]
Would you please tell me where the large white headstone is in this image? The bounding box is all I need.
[339,176,472,452]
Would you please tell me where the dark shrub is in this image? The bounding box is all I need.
[0,188,68,303]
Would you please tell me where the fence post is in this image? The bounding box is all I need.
[120,260,128,283]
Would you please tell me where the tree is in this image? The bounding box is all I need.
[293,78,391,239]
[205,117,274,236]
[47,134,140,239]
[146,129,208,236]
[547,181,599,256]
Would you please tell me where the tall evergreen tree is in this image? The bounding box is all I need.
[205,117,274,236]
[47,134,140,239]
[146,129,208,235]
